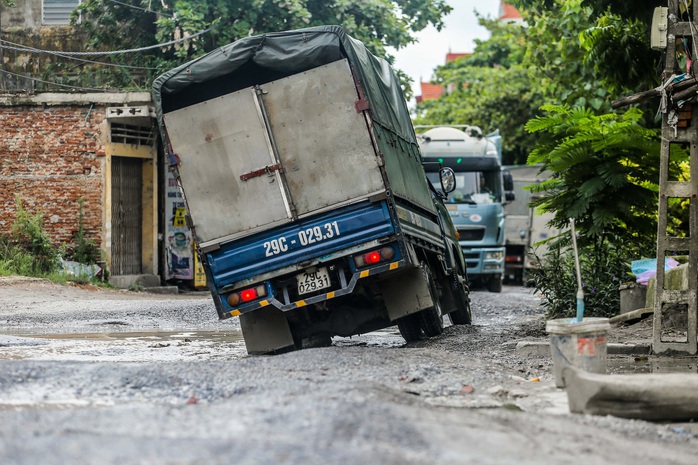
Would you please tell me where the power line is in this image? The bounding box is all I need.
[108,0,174,17]
[0,68,136,92]
[0,39,160,70]
[0,23,217,56]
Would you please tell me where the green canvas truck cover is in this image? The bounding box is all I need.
[152,24,435,214]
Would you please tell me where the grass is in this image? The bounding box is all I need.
[0,239,113,289]
[0,196,113,289]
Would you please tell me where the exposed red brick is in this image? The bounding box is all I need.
[0,105,106,249]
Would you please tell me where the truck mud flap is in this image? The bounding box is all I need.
[380,265,434,321]
[239,307,294,355]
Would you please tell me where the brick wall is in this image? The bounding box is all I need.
[0,105,106,250]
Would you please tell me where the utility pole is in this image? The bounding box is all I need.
[0,6,5,92]
[653,0,698,354]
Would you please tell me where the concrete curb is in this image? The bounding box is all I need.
[143,286,180,295]
[512,340,652,356]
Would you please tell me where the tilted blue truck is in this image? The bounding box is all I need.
[417,126,514,293]
[152,26,471,354]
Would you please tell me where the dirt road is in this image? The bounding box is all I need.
[0,277,696,464]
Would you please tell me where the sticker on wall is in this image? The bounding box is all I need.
[173,207,187,227]
[194,248,207,288]
[166,169,194,280]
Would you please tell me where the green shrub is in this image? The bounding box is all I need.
[0,236,37,276]
[529,235,648,319]
[0,197,109,287]
[9,196,59,274]
[70,199,100,265]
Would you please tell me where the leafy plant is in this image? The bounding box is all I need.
[10,195,59,274]
[526,105,687,246]
[0,235,37,276]
[529,233,648,319]
[71,199,100,265]
[0,197,110,287]
[69,0,454,97]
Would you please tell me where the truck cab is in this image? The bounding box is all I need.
[418,126,514,293]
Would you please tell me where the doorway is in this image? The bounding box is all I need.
[111,156,143,275]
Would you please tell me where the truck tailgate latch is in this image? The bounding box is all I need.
[354,97,369,113]
[240,163,283,181]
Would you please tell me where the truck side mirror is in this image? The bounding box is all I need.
[503,171,514,192]
[440,167,456,194]
[505,192,516,202]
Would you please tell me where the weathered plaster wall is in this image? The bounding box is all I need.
[1,0,88,91]
[0,0,42,30]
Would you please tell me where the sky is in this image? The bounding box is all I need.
[391,0,502,97]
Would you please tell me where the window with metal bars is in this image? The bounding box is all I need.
[42,0,81,25]
[110,123,155,147]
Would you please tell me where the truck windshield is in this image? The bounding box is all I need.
[427,171,501,204]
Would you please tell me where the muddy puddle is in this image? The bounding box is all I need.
[0,327,405,362]
[27,330,245,344]
[608,356,698,374]
[0,330,248,362]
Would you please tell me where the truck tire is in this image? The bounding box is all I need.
[295,334,333,350]
[420,266,444,337]
[487,276,503,293]
[421,306,444,337]
[449,272,472,325]
[397,313,423,343]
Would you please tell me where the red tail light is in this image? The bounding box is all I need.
[240,288,258,302]
[365,251,382,265]
[227,284,268,307]
[354,246,396,268]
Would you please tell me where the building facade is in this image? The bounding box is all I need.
[0,1,187,287]
[0,92,165,286]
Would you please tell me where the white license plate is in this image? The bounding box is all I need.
[296,267,331,295]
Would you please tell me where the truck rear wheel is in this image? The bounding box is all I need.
[421,306,444,337]
[397,313,423,343]
[420,266,444,337]
[486,276,503,293]
[449,272,472,325]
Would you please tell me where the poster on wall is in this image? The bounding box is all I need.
[194,250,207,289]
[165,169,194,280]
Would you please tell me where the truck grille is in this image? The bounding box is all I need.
[458,228,485,241]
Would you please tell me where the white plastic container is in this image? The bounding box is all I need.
[546,317,611,388]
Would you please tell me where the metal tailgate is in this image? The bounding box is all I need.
[260,59,385,217]
[163,88,293,245]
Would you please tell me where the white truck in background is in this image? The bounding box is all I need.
[502,164,561,285]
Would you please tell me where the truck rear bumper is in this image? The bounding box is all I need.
[223,258,406,318]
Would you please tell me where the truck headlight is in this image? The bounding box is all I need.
[485,251,503,260]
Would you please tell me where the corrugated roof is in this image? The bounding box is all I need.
[446,53,468,63]
[416,82,444,103]
[499,2,522,20]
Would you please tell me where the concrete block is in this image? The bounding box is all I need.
[619,283,647,314]
[607,342,652,355]
[515,341,551,357]
[109,274,161,289]
[646,263,688,308]
[143,286,180,295]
